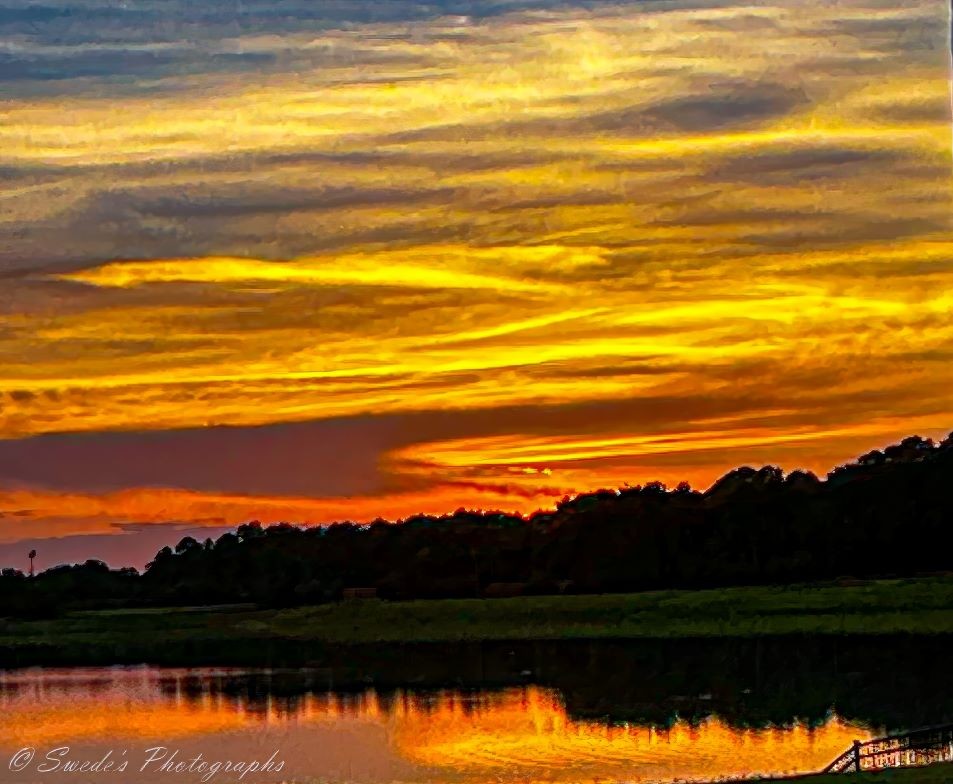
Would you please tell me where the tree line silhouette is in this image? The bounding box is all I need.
[2,431,952,616]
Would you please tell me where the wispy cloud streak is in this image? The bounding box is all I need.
[0,0,950,562]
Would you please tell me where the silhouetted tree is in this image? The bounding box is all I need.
[3,431,953,613]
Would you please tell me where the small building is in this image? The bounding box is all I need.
[342,587,378,600]
[483,582,527,598]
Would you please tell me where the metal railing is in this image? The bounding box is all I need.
[824,724,953,774]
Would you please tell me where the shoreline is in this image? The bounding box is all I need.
[757,763,953,784]
[3,576,953,667]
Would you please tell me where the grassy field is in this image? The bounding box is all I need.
[2,576,953,664]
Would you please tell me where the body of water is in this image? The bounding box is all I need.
[0,666,874,784]
[6,636,953,784]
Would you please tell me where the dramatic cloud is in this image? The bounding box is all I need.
[0,0,950,566]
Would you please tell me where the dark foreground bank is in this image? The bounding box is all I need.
[771,762,953,784]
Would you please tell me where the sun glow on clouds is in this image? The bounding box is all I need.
[0,0,951,559]
[0,483,573,545]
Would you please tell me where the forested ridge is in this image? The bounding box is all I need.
[3,432,952,616]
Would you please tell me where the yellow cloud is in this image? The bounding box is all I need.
[0,0,950,540]
[59,253,566,295]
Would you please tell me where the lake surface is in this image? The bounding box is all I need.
[0,666,874,784]
[4,636,952,784]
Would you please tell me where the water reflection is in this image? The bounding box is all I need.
[0,667,875,784]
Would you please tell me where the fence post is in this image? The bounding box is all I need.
[853,740,862,772]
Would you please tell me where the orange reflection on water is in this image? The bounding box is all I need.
[0,668,876,783]
[0,669,251,747]
[383,687,875,782]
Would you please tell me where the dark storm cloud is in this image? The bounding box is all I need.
[816,12,940,41]
[0,0,649,98]
[705,147,906,184]
[687,12,780,32]
[570,81,810,133]
[637,82,811,132]
[0,145,574,188]
[0,49,276,83]
[0,418,404,496]
[383,81,811,143]
[869,100,953,125]
[3,1,943,275]
[85,183,459,220]
[769,256,953,281]
[649,207,838,228]
[740,215,951,249]
[3,357,943,497]
[519,358,675,379]
[0,180,464,270]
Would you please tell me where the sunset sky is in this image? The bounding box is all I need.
[1,0,952,569]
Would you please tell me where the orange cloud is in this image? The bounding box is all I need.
[0,0,950,562]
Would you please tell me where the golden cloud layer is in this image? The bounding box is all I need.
[0,0,951,546]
